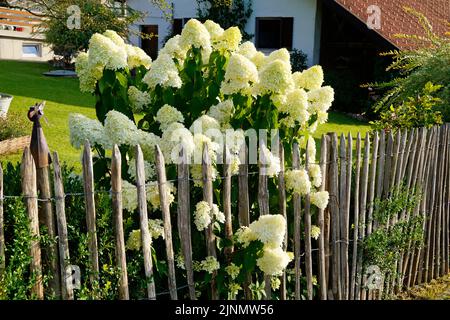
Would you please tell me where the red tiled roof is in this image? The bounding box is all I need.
[334,0,450,49]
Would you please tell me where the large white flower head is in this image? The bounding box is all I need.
[220,53,259,95]
[126,229,142,251]
[207,99,235,126]
[249,214,286,248]
[265,48,291,66]
[143,53,182,89]
[148,219,165,240]
[180,19,211,50]
[203,20,224,42]
[252,51,267,69]
[128,86,151,113]
[159,35,187,62]
[194,201,212,231]
[192,133,220,164]
[308,86,335,114]
[293,65,324,91]
[212,204,225,224]
[225,263,241,280]
[156,104,185,131]
[260,145,281,177]
[225,129,245,154]
[235,226,257,248]
[103,30,126,48]
[310,191,329,210]
[278,88,310,128]
[75,52,103,93]
[214,27,242,52]
[190,115,221,135]
[285,169,311,195]
[257,246,293,276]
[69,113,110,149]
[126,44,152,69]
[311,225,321,240]
[237,41,257,60]
[104,111,138,146]
[190,164,218,187]
[257,59,293,95]
[160,122,195,164]
[309,164,322,188]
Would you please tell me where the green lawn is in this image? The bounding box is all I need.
[0,60,371,168]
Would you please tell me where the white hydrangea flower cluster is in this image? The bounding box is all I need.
[207,100,235,127]
[128,86,151,113]
[220,53,259,95]
[155,104,185,131]
[197,256,220,274]
[225,263,241,280]
[194,201,224,231]
[68,113,111,149]
[285,169,311,196]
[234,215,293,276]
[75,30,151,93]
[260,145,281,177]
[143,53,182,89]
[127,160,155,182]
[148,219,165,240]
[146,181,176,211]
[311,225,321,240]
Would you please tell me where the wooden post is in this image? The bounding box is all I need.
[52,152,74,300]
[177,147,196,300]
[258,138,272,299]
[292,142,302,300]
[304,140,313,300]
[202,144,218,300]
[238,142,252,299]
[278,142,288,300]
[82,141,99,283]
[155,145,178,300]
[36,165,60,298]
[21,147,43,299]
[350,133,361,300]
[328,133,340,300]
[0,163,4,273]
[135,145,156,300]
[367,132,379,237]
[223,145,234,261]
[111,146,129,300]
[318,135,329,300]
[358,133,370,300]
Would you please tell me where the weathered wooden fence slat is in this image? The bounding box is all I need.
[21,147,44,299]
[292,142,302,300]
[278,142,288,300]
[350,133,361,300]
[82,141,99,284]
[52,152,74,300]
[318,135,328,300]
[202,144,218,300]
[135,145,156,300]
[111,146,129,300]
[155,145,178,300]
[177,147,196,300]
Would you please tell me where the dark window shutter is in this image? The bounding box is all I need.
[281,17,294,50]
[173,19,183,35]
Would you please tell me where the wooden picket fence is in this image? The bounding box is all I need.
[0,124,449,300]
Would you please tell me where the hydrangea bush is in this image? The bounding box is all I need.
[71,20,334,299]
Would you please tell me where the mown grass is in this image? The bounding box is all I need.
[0,60,371,169]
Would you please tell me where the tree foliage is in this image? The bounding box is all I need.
[196,0,253,40]
[365,7,450,120]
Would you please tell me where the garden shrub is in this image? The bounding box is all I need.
[367,7,450,122]
[69,19,334,299]
[290,49,308,73]
[0,112,31,141]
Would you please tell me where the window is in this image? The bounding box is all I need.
[256,17,294,50]
[22,43,41,57]
[172,18,193,35]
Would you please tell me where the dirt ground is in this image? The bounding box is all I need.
[396,274,450,300]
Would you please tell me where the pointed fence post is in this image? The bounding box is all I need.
[52,152,74,300]
[82,141,99,284]
[155,145,178,300]
[111,145,129,300]
[21,147,44,299]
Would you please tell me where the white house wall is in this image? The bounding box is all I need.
[128,0,320,65]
